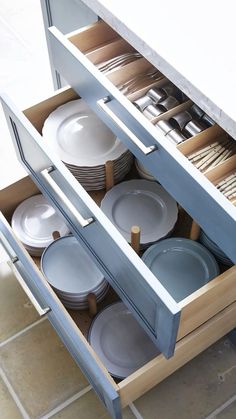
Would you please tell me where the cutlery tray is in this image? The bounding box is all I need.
[1,170,236,414]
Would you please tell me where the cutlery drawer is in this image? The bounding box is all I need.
[48,20,236,262]
[1,177,236,418]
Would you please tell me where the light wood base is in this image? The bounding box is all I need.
[118,301,236,407]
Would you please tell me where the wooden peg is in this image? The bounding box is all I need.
[131,225,141,255]
[105,160,114,191]
[52,230,61,240]
[189,220,200,241]
[87,293,97,318]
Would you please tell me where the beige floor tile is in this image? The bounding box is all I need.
[0,320,88,418]
[217,399,236,418]
[134,338,236,419]
[52,389,135,419]
[0,375,22,419]
[0,262,39,343]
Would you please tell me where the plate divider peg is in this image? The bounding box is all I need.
[189,220,200,241]
[131,225,141,255]
[52,230,61,240]
[88,292,97,318]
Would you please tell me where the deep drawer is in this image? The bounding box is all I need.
[47,20,236,262]
[2,84,236,352]
[1,175,236,419]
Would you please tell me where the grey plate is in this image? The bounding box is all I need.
[41,236,104,294]
[101,180,178,244]
[88,302,159,379]
[142,238,219,302]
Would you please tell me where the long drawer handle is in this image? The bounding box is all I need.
[97,97,157,155]
[8,259,51,317]
[41,167,94,228]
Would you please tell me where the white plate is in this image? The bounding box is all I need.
[88,302,159,378]
[42,99,128,166]
[101,180,178,244]
[135,159,156,181]
[41,236,105,294]
[58,279,108,299]
[11,194,70,249]
[59,284,110,310]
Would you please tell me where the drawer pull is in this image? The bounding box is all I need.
[41,167,94,228]
[8,259,51,317]
[97,97,157,155]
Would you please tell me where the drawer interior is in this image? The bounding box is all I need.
[66,20,236,207]
[2,172,236,406]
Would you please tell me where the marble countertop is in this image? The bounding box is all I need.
[81,0,236,138]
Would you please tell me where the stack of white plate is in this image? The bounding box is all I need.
[42,99,133,191]
[88,301,159,379]
[142,238,219,302]
[199,230,233,266]
[101,179,178,249]
[135,158,156,181]
[11,194,70,256]
[41,236,109,310]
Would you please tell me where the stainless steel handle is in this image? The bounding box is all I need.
[41,167,94,228]
[8,258,50,317]
[97,97,157,155]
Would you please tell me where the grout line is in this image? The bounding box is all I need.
[0,367,30,419]
[0,317,47,348]
[204,393,236,419]
[0,14,32,54]
[40,385,92,419]
[129,402,144,419]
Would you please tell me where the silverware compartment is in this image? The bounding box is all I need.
[69,20,140,69]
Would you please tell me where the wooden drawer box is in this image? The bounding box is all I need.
[1,170,236,418]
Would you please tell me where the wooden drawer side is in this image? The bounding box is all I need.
[118,301,236,407]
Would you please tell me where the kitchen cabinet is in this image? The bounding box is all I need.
[0,1,236,417]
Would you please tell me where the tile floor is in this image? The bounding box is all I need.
[1,1,236,418]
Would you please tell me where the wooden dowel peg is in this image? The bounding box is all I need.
[190,220,200,241]
[105,160,114,191]
[52,230,61,240]
[131,225,141,255]
[87,293,97,318]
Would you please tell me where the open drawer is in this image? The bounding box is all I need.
[1,175,236,419]
[47,20,236,262]
[2,85,236,354]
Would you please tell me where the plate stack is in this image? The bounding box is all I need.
[11,194,70,256]
[135,158,156,181]
[101,179,178,249]
[142,238,219,302]
[42,99,133,191]
[41,236,109,310]
[199,230,233,266]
